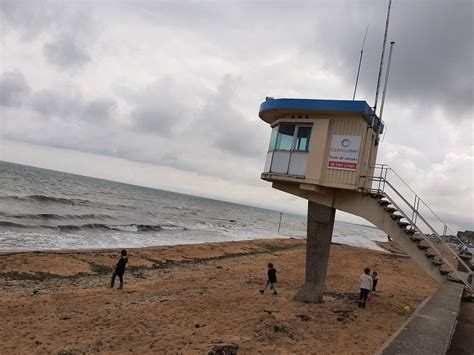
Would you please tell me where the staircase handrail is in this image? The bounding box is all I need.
[367,174,473,276]
[380,190,471,290]
[380,179,472,275]
[371,164,468,247]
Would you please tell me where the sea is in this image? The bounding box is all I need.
[0,161,388,252]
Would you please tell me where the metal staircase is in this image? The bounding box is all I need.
[270,162,472,292]
[365,164,473,291]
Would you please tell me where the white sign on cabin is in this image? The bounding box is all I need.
[327,135,362,171]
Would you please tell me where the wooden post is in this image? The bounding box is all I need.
[294,200,335,303]
[277,212,283,233]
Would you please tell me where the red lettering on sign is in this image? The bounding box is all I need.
[328,161,357,169]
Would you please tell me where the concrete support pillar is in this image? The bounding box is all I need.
[294,200,335,303]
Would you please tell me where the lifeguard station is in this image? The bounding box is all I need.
[259,97,472,303]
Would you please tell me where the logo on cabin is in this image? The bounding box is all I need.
[341,139,351,148]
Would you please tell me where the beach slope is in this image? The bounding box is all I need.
[0,239,437,354]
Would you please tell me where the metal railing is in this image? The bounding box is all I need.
[365,164,472,290]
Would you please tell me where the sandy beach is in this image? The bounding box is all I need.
[0,238,438,354]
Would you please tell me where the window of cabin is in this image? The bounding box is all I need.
[268,124,312,152]
[275,124,294,150]
[268,126,278,151]
[295,126,311,151]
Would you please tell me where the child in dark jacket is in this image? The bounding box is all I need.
[260,263,278,295]
[111,249,128,289]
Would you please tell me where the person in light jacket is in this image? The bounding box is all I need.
[358,267,373,308]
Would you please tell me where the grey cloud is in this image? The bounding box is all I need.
[0,1,96,41]
[121,76,265,176]
[132,105,180,135]
[196,76,264,158]
[30,90,81,118]
[6,75,264,183]
[214,126,262,158]
[0,0,57,39]
[43,34,90,69]
[0,71,31,107]
[127,77,197,136]
[439,212,474,232]
[130,1,472,118]
[82,99,117,123]
[1,1,99,70]
[380,1,473,116]
[310,0,473,117]
[29,88,116,124]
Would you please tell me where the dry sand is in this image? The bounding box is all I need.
[0,239,438,354]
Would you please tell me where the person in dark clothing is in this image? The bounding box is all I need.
[260,263,277,295]
[111,249,128,289]
[372,271,379,292]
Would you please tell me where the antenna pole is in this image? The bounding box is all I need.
[373,0,392,114]
[352,24,369,101]
[379,41,395,120]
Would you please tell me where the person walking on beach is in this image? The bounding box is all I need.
[111,249,128,289]
[260,263,278,295]
[358,267,373,308]
[372,271,379,292]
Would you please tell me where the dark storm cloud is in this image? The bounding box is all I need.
[386,0,473,115]
[310,0,473,117]
[43,34,91,69]
[0,71,31,107]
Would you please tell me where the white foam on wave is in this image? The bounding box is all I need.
[0,220,388,252]
[331,222,388,251]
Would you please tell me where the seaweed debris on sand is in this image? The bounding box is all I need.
[0,238,437,354]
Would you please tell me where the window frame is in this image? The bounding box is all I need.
[293,125,312,152]
[268,123,312,153]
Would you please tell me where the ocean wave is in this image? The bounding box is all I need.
[160,222,190,231]
[0,212,114,220]
[0,221,26,228]
[0,221,186,233]
[0,194,92,205]
[40,223,165,232]
[0,212,114,221]
[0,216,249,234]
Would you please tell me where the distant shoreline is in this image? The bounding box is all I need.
[0,234,395,256]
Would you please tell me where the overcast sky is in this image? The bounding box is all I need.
[0,0,472,231]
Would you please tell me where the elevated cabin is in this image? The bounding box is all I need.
[260,98,383,192]
[258,98,472,297]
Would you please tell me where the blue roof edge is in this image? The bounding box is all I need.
[259,98,383,132]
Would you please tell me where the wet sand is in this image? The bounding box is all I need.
[0,238,438,354]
